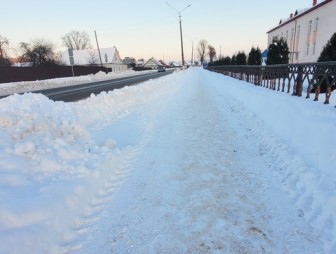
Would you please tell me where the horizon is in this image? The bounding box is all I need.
[1,0,315,62]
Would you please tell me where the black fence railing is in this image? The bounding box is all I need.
[208,62,336,105]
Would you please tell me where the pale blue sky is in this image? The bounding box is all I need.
[1,0,313,62]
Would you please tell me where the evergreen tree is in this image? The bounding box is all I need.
[266,37,289,65]
[231,54,237,65]
[208,56,232,67]
[247,47,262,65]
[313,33,336,93]
[223,56,231,65]
[236,51,247,65]
[318,32,336,62]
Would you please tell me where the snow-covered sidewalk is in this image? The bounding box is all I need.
[81,69,322,253]
[0,68,335,253]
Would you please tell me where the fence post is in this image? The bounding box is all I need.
[207,62,335,108]
[295,66,303,96]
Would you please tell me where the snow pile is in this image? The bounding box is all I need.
[0,68,335,253]
[0,71,182,253]
[0,69,156,97]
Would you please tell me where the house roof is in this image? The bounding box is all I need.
[267,0,333,33]
[144,57,162,67]
[261,49,268,58]
[159,60,170,67]
[169,62,181,67]
[61,47,123,66]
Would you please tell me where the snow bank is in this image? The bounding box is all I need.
[0,70,183,253]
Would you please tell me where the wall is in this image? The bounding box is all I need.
[103,64,128,72]
[0,66,111,84]
[267,0,336,63]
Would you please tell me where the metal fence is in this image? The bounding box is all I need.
[208,62,336,105]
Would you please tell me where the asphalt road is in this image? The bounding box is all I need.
[0,69,174,102]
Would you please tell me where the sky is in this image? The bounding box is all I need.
[1,0,315,62]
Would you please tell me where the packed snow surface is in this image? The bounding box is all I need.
[0,68,335,253]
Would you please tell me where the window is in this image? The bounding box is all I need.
[272,35,279,43]
[307,21,312,55]
[295,26,300,60]
[313,43,316,55]
[314,18,319,31]
[290,28,295,51]
[313,18,319,55]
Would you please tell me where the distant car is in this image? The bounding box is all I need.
[158,66,166,72]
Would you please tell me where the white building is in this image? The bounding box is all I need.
[267,0,336,63]
[143,57,162,70]
[61,46,127,72]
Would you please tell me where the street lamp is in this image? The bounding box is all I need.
[166,2,191,67]
[186,35,199,66]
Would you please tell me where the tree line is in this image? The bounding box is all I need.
[0,31,92,67]
[198,32,336,67]
[197,39,264,67]
[2,31,336,68]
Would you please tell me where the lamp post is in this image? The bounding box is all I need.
[191,40,194,66]
[166,2,191,67]
[186,35,198,66]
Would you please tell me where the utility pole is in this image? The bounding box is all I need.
[166,2,191,67]
[179,16,185,66]
[191,41,194,66]
[187,35,198,66]
[94,30,103,67]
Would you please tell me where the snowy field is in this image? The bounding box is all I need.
[0,68,335,253]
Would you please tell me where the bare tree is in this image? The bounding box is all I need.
[0,35,12,66]
[87,50,98,66]
[61,31,92,50]
[0,35,9,58]
[54,50,64,65]
[19,39,57,66]
[197,40,208,64]
[208,45,216,63]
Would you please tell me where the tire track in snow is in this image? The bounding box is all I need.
[164,71,322,253]
[98,69,323,253]
[59,143,141,253]
[156,74,276,253]
[208,71,333,252]
[60,74,185,253]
